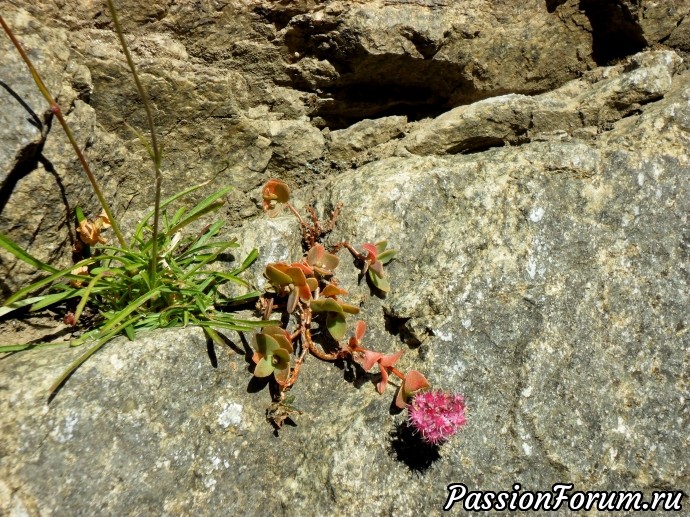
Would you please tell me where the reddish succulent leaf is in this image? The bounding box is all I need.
[287,290,299,313]
[355,320,366,341]
[262,180,291,216]
[320,252,339,271]
[271,262,290,273]
[291,262,314,276]
[362,243,378,261]
[307,244,339,274]
[377,367,389,394]
[359,350,382,371]
[379,349,404,368]
[297,283,312,302]
[306,244,324,265]
[262,179,290,203]
[286,266,308,286]
[274,363,290,385]
[322,283,347,298]
[404,370,430,392]
[395,370,431,409]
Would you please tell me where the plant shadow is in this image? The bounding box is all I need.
[389,420,441,473]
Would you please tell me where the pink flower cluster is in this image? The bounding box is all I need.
[408,390,467,445]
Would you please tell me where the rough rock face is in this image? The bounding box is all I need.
[2,0,690,295]
[1,1,690,515]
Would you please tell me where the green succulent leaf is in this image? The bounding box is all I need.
[377,249,398,265]
[254,333,280,355]
[75,206,87,224]
[254,356,276,377]
[369,260,385,278]
[326,312,347,341]
[310,298,344,314]
[374,241,388,255]
[265,264,293,287]
[339,302,360,315]
[368,269,390,292]
[272,348,291,370]
[263,326,293,353]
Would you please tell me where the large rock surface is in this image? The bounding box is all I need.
[1,1,689,515]
[2,0,690,294]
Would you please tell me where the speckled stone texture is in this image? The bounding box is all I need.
[1,1,689,515]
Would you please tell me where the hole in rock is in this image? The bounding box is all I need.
[579,0,647,64]
[282,25,484,129]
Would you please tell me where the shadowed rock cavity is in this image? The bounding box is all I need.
[580,0,647,64]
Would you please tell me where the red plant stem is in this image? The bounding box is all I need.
[286,202,306,226]
[0,14,127,249]
[281,346,308,390]
[331,241,365,261]
[262,297,274,320]
[389,366,406,380]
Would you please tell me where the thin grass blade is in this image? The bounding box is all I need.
[0,233,59,273]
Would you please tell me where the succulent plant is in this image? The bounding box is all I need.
[358,348,405,394]
[306,244,339,276]
[310,297,359,340]
[252,326,294,384]
[347,320,367,351]
[407,390,467,445]
[254,179,468,441]
[395,370,431,409]
[262,179,290,216]
[264,262,318,313]
[360,241,397,292]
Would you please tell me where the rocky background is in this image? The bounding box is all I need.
[1,1,689,515]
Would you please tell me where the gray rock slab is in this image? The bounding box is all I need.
[2,61,689,517]
[400,51,682,155]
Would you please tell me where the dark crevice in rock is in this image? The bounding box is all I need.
[384,312,423,347]
[0,80,50,217]
[579,0,647,64]
[36,154,75,254]
[658,15,688,46]
[445,136,507,155]
[400,26,442,60]
[254,4,316,32]
[545,0,569,13]
[281,24,483,129]
[314,79,455,130]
